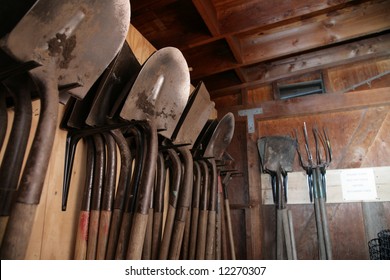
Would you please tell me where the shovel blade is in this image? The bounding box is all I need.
[203,112,235,160]
[172,81,215,148]
[119,47,190,140]
[262,135,297,173]
[2,0,130,101]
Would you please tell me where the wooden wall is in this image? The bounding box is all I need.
[217,56,390,259]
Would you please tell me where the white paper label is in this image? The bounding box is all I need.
[341,168,377,201]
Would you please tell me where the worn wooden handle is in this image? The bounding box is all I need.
[86,210,100,260]
[205,210,216,260]
[74,210,90,260]
[96,210,112,260]
[106,209,122,259]
[115,212,133,260]
[126,212,149,260]
[142,208,154,260]
[159,205,176,260]
[224,198,236,260]
[196,209,208,260]
[188,207,199,260]
[152,212,163,260]
[0,203,38,259]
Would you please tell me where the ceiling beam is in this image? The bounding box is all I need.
[210,33,390,96]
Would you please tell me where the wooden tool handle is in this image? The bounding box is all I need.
[158,205,176,260]
[126,212,149,260]
[115,211,133,260]
[73,210,90,260]
[205,210,216,260]
[196,209,208,260]
[0,202,37,259]
[188,207,199,260]
[224,198,236,260]
[96,210,112,260]
[106,209,122,259]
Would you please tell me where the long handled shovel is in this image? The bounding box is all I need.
[259,135,297,260]
[0,0,130,259]
[0,74,32,242]
[203,112,235,260]
[120,47,190,259]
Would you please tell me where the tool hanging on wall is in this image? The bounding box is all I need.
[257,135,298,260]
[294,122,333,260]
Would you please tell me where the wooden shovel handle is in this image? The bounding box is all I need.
[74,210,90,260]
[224,198,236,260]
[0,202,37,259]
[126,122,157,260]
[0,64,58,260]
[205,210,216,260]
[126,212,149,260]
[96,210,112,260]
[196,209,208,260]
[159,205,176,260]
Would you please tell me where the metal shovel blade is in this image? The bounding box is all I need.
[119,47,190,139]
[171,81,215,148]
[204,112,235,160]
[263,135,297,173]
[2,0,131,101]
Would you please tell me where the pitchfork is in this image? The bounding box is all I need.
[294,122,333,260]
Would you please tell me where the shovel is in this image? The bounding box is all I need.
[164,82,214,259]
[0,0,130,259]
[203,112,235,260]
[259,135,297,260]
[0,74,32,244]
[119,47,190,259]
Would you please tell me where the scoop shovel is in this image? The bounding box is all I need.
[119,47,190,259]
[0,0,130,259]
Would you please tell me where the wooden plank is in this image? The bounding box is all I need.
[239,0,390,64]
[215,0,357,35]
[261,166,390,205]
[244,128,263,259]
[218,87,390,122]
[211,33,390,95]
[192,0,220,36]
[337,107,388,169]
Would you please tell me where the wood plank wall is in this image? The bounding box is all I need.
[217,56,390,259]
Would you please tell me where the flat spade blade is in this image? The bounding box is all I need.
[2,0,131,101]
[263,135,297,173]
[119,47,190,139]
[171,81,215,148]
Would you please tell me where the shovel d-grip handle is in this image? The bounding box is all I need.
[126,121,158,260]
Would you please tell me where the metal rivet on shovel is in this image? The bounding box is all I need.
[0,0,130,259]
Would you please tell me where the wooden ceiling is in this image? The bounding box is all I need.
[130,0,390,99]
